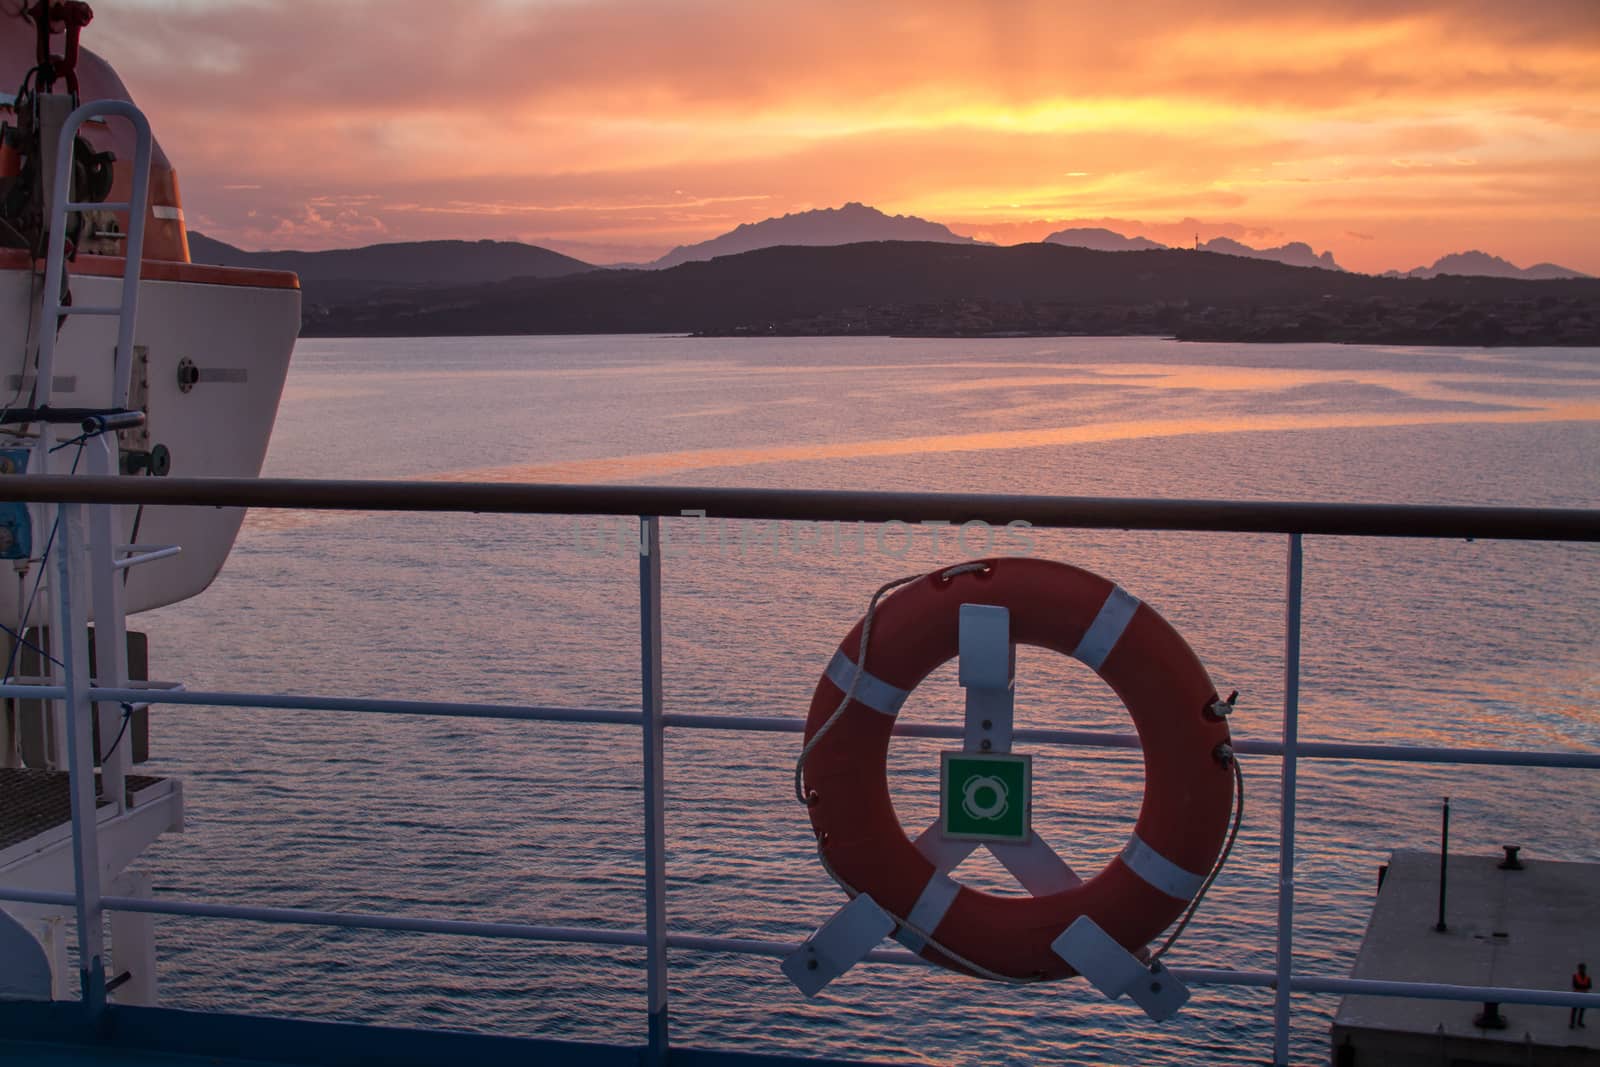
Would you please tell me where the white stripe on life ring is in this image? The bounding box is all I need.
[825,650,909,717]
[1073,585,1140,670]
[1120,833,1206,901]
[151,205,185,221]
[894,872,961,953]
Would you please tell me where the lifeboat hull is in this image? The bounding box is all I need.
[0,254,300,627]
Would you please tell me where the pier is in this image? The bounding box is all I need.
[1332,850,1600,1065]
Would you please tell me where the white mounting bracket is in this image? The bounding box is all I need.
[781,893,896,997]
[959,604,1014,753]
[1052,915,1191,1021]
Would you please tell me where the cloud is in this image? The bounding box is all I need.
[96,0,1599,119]
[84,0,1599,272]
[218,195,390,249]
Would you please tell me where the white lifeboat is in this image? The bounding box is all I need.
[0,6,301,628]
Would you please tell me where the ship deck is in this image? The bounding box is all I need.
[0,768,167,859]
[0,1002,874,1067]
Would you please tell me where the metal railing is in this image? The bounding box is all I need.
[1,475,1598,1067]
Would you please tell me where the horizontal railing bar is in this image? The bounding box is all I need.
[111,545,182,570]
[0,476,1594,540]
[0,685,643,727]
[1292,974,1600,1008]
[1170,967,1600,1007]
[3,887,1593,1009]
[0,886,925,968]
[0,889,649,948]
[662,713,1600,767]
[6,686,1587,770]
[1178,967,1277,988]
[0,679,178,691]
[1257,738,1600,768]
[665,933,921,967]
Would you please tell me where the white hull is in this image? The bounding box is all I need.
[0,265,299,627]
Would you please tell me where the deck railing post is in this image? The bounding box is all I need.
[639,516,669,1062]
[1272,533,1304,1065]
[86,436,130,806]
[54,501,106,1018]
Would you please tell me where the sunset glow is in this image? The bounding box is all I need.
[87,0,1600,273]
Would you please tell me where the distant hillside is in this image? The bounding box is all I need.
[1043,228,1342,270]
[1044,227,1167,253]
[300,240,1600,345]
[1391,250,1590,280]
[1200,236,1341,271]
[649,202,980,268]
[188,232,595,311]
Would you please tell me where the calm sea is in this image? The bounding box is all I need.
[134,336,1600,1065]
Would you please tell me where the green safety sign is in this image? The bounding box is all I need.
[941,752,1031,843]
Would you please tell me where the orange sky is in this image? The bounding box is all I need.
[88,0,1600,273]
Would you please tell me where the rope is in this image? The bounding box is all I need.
[1150,750,1245,962]
[0,266,45,678]
[792,561,989,804]
[0,620,60,672]
[795,560,1246,983]
[1,435,84,681]
[121,504,144,586]
[97,702,134,761]
[815,753,1244,983]
[48,429,92,452]
[794,560,1038,983]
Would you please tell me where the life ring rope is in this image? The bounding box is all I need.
[815,756,1244,981]
[792,561,988,803]
[1149,755,1243,962]
[797,559,1245,982]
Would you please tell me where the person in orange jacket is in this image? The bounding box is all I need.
[1574,963,1592,1028]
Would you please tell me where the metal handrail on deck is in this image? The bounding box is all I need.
[0,474,1597,539]
[0,477,1596,1067]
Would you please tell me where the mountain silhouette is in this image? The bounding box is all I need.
[1394,250,1590,280]
[1200,236,1341,271]
[649,202,980,268]
[1044,228,1341,270]
[298,240,1599,345]
[1043,227,1167,252]
[187,232,593,307]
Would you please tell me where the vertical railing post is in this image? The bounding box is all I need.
[86,436,130,807]
[1434,796,1450,932]
[55,501,107,1018]
[639,516,669,1062]
[1272,533,1304,1065]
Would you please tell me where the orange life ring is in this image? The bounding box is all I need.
[801,557,1234,981]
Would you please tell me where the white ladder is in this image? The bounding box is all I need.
[22,99,154,798]
[32,97,154,425]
